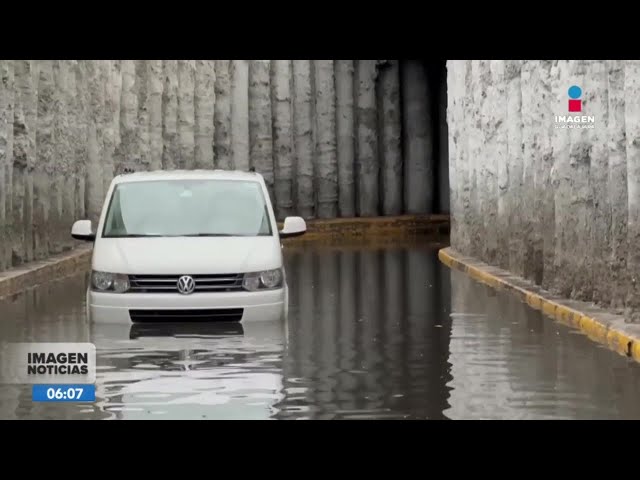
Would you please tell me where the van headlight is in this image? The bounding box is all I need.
[91,271,130,293]
[242,268,283,291]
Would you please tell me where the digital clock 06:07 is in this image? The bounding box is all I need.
[32,384,96,402]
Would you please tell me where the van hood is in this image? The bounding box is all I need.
[92,237,283,274]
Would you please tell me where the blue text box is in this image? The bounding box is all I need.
[32,384,96,402]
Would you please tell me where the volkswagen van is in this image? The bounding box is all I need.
[71,170,306,323]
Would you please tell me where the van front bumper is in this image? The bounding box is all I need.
[88,287,287,324]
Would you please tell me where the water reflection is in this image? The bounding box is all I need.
[445,269,640,420]
[277,245,453,419]
[89,320,286,420]
[0,271,91,343]
[0,271,100,420]
[2,243,640,420]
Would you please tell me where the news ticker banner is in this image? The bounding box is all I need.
[0,342,96,402]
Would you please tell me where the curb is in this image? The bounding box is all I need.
[280,214,449,243]
[439,247,640,363]
[0,246,93,300]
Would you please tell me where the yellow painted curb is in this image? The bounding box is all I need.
[439,247,640,363]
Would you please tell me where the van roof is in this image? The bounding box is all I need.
[112,169,264,185]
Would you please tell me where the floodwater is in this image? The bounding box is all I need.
[1,242,640,420]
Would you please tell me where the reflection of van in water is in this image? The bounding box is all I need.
[89,320,287,420]
[70,170,306,324]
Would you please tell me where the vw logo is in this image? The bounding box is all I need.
[177,275,195,295]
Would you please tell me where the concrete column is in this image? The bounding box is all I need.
[446,60,470,254]
[161,60,178,170]
[271,60,294,220]
[136,61,150,170]
[543,61,571,295]
[214,60,232,170]
[177,60,195,170]
[55,61,76,251]
[13,60,36,264]
[505,61,524,277]
[335,60,356,218]
[550,61,573,296]
[478,60,498,266]
[624,60,640,320]
[102,61,118,195]
[148,60,163,171]
[35,60,56,258]
[527,60,554,289]
[490,60,509,270]
[378,60,402,216]
[292,60,314,219]
[0,61,14,269]
[314,60,338,219]
[587,61,610,305]
[465,60,485,259]
[230,60,249,171]
[85,61,105,226]
[248,60,274,200]
[118,60,137,173]
[567,60,593,301]
[355,60,379,217]
[607,61,627,311]
[74,62,88,224]
[401,60,432,214]
[520,61,537,282]
[194,60,215,169]
[103,60,121,193]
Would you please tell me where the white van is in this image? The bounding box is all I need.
[71,169,306,324]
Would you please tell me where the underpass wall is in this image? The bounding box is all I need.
[446,60,640,320]
[0,60,448,272]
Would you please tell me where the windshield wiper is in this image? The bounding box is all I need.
[107,233,262,238]
[106,234,163,238]
[180,233,237,237]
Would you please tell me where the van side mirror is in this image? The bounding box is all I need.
[71,220,96,242]
[279,216,306,239]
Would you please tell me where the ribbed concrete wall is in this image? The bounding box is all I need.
[0,60,448,272]
[446,60,640,320]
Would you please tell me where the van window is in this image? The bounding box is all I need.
[102,179,273,238]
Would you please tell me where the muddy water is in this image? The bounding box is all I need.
[1,243,640,420]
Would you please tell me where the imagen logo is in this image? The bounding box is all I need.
[0,342,96,384]
[554,85,595,129]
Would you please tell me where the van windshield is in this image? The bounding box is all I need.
[102,179,273,238]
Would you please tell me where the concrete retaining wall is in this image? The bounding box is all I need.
[446,60,640,320]
[0,60,448,272]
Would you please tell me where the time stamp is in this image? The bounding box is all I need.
[32,384,96,402]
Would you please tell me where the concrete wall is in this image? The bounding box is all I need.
[0,60,448,272]
[446,60,639,320]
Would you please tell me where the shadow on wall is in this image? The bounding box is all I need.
[386,60,449,217]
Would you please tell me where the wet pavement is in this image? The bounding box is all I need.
[1,242,640,420]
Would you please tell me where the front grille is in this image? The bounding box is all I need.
[129,308,244,322]
[128,274,244,293]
